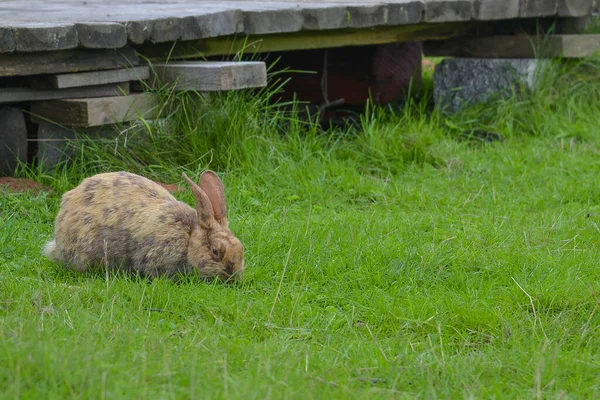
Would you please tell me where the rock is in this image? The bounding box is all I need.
[434,58,547,113]
[36,122,122,170]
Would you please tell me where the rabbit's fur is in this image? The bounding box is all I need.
[44,170,244,281]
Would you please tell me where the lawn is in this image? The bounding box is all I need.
[1,57,600,399]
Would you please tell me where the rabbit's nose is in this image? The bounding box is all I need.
[224,262,234,276]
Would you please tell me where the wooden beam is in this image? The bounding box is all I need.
[28,66,150,89]
[423,34,600,58]
[0,47,139,77]
[30,93,157,127]
[0,82,129,104]
[155,62,266,91]
[0,107,27,175]
[138,21,478,60]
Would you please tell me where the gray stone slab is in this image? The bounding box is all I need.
[557,0,593,16]
[472,0,519,20]
[424,0,472,22]
[434,58,547,113]
[12,23,78,52]
[519,0,557,17]
[75,23,128,49]
[0,107,27,175]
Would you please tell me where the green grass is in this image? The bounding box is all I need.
[2,56,600,398]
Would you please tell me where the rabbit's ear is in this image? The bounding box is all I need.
[200,170,228,227]
[182,173,215,228]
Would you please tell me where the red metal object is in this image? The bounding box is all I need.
[272,42,422,106]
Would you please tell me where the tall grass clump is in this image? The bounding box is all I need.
[441,52,600,141]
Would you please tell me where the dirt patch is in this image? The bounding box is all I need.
[0,177,51,193]
[422,59,436,72]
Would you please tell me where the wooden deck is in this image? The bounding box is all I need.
[0,1,595,54]
[0,0,598,174]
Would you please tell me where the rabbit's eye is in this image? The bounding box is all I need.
[211,247,223,261]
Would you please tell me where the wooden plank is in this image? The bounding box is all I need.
[387,2,426,25]
[519,0,558,17]
[423,34,600,58]
[557,0,593,17]
[0,82,130,104]
[0,47,140,77]
[126,17,184,45]
[31,93,158,127]
[0,28,15,53]
[242,7,304,35]
[0,1,584,53]
[28,67,150,89]
[139,21,476,59]
[12,23,78,52]
[155,62,267,91]
[75,23,128,49]
[181,10,244,40]
[472,0,519,20]
[424,0,473,22]
[0,107,27,175]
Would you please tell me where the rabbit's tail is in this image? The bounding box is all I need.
[44,240,57,260]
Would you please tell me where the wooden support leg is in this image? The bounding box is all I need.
[0,107,27,176]
[273,43,422,106]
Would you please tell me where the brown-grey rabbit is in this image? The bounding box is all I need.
[44,170,244,281]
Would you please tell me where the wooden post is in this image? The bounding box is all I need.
[0,107,27,175]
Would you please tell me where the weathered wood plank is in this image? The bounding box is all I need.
[75,23,128,49]
[0,28,15,53]
[28,67,150,89]
[31,93,158,127]
[472,0,519,20]
[0,107,27,175]
[0,1,579,53]
[423,34,600,58]
[139,21,475,59]
[556,16,593,34]
[519,0,557,17]
[182,10,244,40]
[126,17,184,45]
[0,82,129,104]
[12,23,78,52]
[155,62,267,91]
[243,8,304,35]
[0,47,140,77]
[387,2,426,25]
[557,0,593,17]
[424,0,473,22]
